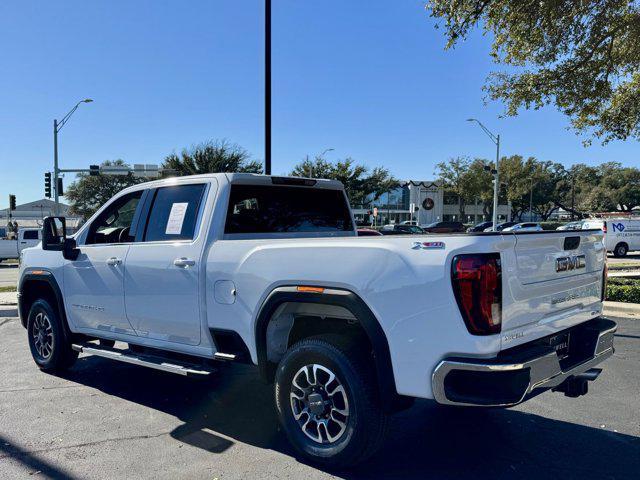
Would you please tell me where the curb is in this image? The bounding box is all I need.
[603,301,640,318]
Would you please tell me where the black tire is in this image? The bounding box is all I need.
[27,299,78,372]
[275,336,387,469]
[614,243,628,257]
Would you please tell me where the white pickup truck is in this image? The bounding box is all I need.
[0,228,41,262]
[18,174,615,467]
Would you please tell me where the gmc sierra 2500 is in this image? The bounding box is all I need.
[18,173,615,467]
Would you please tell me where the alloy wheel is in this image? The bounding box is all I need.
[32,312,54,360]
[289,364,350,444]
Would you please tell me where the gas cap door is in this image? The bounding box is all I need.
[214,280,237,305]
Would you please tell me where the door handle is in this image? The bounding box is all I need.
[106,257,122,266]
[174,257,196,268]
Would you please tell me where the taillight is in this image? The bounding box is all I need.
[602,260,608,301]
[451,253,502,335]
[602,222,607,233]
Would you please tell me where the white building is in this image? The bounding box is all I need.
[352,180,511,226]
[0,198,83,233]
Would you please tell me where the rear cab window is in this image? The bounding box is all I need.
[23,230,39,240]
[224,185,353,235]
[144,184,207,242]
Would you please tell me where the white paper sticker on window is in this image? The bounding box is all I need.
[165,202,188,235]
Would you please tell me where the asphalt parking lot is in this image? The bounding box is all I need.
[0,263,19,288]
[0,311,638,480]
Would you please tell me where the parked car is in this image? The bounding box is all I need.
[18,173,615,468]
[467,221,493,233]
[357,228,383,236]
[582,218,640,257]
[502,222,543,232]
[484,221,517,232]
[399,220,419,226]
[0,228,41,262]
[557,221,584,231]
[380,224,425,235]
[422,221,465,233]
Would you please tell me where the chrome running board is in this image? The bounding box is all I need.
[72,343,216,377]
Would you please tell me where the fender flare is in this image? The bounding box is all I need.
[18,270,72,342]
[254,286,398,411]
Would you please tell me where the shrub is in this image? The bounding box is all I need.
[607,278,640,303]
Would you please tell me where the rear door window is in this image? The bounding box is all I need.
[225,185,353,234]
[143,184,206,242]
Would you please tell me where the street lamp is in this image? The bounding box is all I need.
[306,148,335,177]
[467,118,500,231]
[53,98,93,214]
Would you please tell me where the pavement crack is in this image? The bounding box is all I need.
[0,385,86,394]
[0,431,173,460]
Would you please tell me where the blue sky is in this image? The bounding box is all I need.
[0,0,638,206]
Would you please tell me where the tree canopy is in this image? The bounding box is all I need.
[436,156,640,220]
[290,156,399,205]
[65,160,145,219]
[426,0,640,144]
[162,140,262,176]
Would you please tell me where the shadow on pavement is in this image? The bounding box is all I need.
[60,356,639,480]
[0,433,81,480]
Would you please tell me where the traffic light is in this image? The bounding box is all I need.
[57,177,64,196]
[9,194,16,210]
[45,172,52,198]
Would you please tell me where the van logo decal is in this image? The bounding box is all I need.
[556,254,586,272]
[612,223,625,232]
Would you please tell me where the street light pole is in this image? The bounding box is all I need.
[493,133,500,230]
[467,118,501,231]
[529,177,534,222]
[53,99,93,214]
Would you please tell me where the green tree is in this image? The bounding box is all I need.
[162,140,262,176]
[290,156,399,206]
[426,1,640,144]
[464,159,495,217]
[290,155,334,179]
[65,160,145,219]
[435,156,474,218]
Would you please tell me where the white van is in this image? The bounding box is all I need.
[582,218,640,257]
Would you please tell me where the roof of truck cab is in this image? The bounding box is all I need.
[118,173,345,193]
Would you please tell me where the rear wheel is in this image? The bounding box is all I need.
[614,243,628,257]
[27,299,78,372]
[275,336,387,468]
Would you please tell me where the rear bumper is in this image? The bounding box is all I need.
[432,317,616,407]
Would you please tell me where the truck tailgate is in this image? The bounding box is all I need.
[500,230,606,348]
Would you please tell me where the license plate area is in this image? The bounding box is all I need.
[548,332,571,360]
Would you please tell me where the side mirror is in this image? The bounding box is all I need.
[42,216,80,260]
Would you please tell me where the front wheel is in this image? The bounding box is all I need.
[27,299,78,372]
[274,337,387,468]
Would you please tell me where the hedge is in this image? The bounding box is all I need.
[607,278,640,303]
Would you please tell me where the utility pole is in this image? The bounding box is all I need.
[264,0,272,175]
[53,119,59,214]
